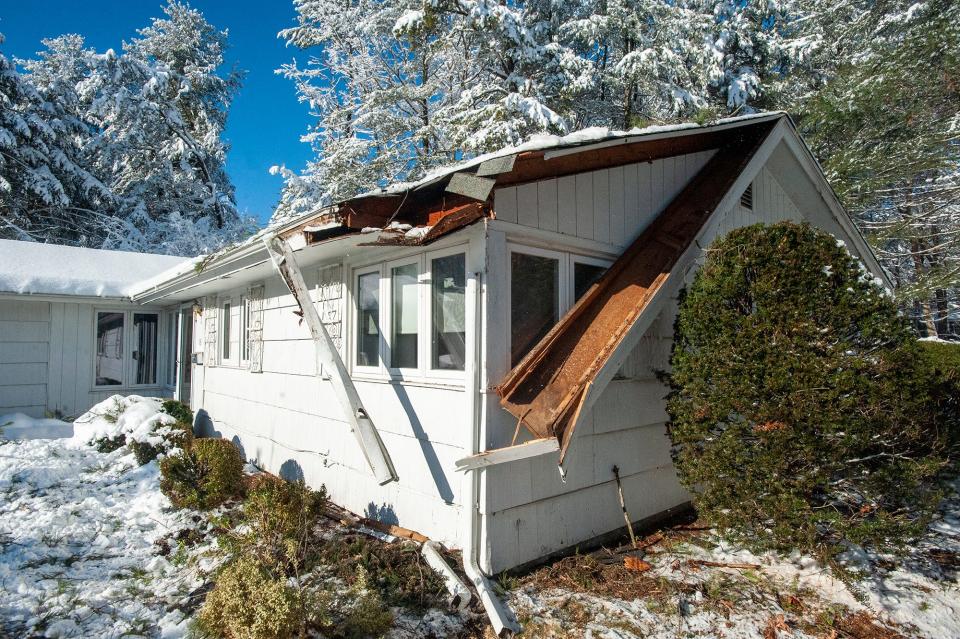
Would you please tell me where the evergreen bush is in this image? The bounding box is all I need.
[194,557,329,639]
[240,474,327,571]
[161,399,194,426]
[667,222,953,556]
[159,438,244,510]
[130,421,194,466]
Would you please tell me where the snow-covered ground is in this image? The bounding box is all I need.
[2,405,957,639]
[0,436,215,637]
[508,482,960,639]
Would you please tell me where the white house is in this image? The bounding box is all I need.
[0,241,187,418]
[0,113,888,634]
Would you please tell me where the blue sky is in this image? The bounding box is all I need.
[1,0,315,225]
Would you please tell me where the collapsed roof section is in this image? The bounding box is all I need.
[276,113,787,251]
[495,119,777,463]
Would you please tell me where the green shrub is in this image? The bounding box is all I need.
[94,434,126,453]
[241,474,327,570]
[162,399,194,426]
[160,438,244,510]
[667,222,952,556]
[194,557,329,639]
[338,566,392,639]
[130,421,194,466]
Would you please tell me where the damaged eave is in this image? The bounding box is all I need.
[357,202,491,247]
[494,119,780,465]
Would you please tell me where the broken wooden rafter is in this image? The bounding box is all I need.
[264,235,399,485]
[454,437,560,472]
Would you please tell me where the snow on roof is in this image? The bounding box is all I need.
[0,239,189,299]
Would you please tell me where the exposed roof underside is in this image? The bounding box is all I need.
[496,120,776,462]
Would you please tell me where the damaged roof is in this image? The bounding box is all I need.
[496,120,776,462]
[131,112,785,301]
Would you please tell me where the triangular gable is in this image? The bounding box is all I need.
[495,119,778,462]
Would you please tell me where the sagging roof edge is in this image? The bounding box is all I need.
[131,113,788,302]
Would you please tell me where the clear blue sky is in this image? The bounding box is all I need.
[0,0,316,226]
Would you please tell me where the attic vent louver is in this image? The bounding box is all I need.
[740,183,754,210]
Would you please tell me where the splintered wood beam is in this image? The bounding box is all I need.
[264,235,399,485]
[454,437,560,472]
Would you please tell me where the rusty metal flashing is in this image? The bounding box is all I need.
[495,121,776,463]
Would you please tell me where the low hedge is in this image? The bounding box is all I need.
[159,438,244,510]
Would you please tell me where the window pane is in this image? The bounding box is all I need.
[96,312,125,386]
[391,263,418,369]
[573,262,607,301]
[133,313,159,385]
[511,253,559,366]
[166,313,176,386]
[357,272,380,366]
[431,253,466,370]
[222,303,231,360]
[241,297,250,361]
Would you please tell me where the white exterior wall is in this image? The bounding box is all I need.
[479,146,827,572]
[193,241,473,546]
[494,150,716,249]
[0,300,51,417]
[0,298,171,419]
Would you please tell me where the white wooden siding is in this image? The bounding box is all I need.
[195,256,469,546]
[494,150,717,249]
[0,300,51,417]
[480,150,825,572]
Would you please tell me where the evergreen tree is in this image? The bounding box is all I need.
[7,1,253,256]
[0,34,112,245]
[668,222,954,555]
[796,0,960,336]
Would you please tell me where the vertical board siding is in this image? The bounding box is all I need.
[480,150,829,572]
[556,176,577,236]
[0,300,50,418]
[492,150,717,249]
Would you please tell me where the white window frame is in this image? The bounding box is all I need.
[352,263,385,377]
[347,244,470,383]
[384,255,423,379]
[92,308,163,389]
[220,299,234,366]
[425,245,468,380]
[506,244,615,368]
[240,294,250,366]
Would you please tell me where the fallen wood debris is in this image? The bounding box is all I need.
[624,556,653,572]
[688,559,761,570]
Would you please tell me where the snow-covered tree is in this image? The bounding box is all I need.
[7,2,254,256]
[272,0,823,225]
[797,0,960,336]
[0,34,113,245]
